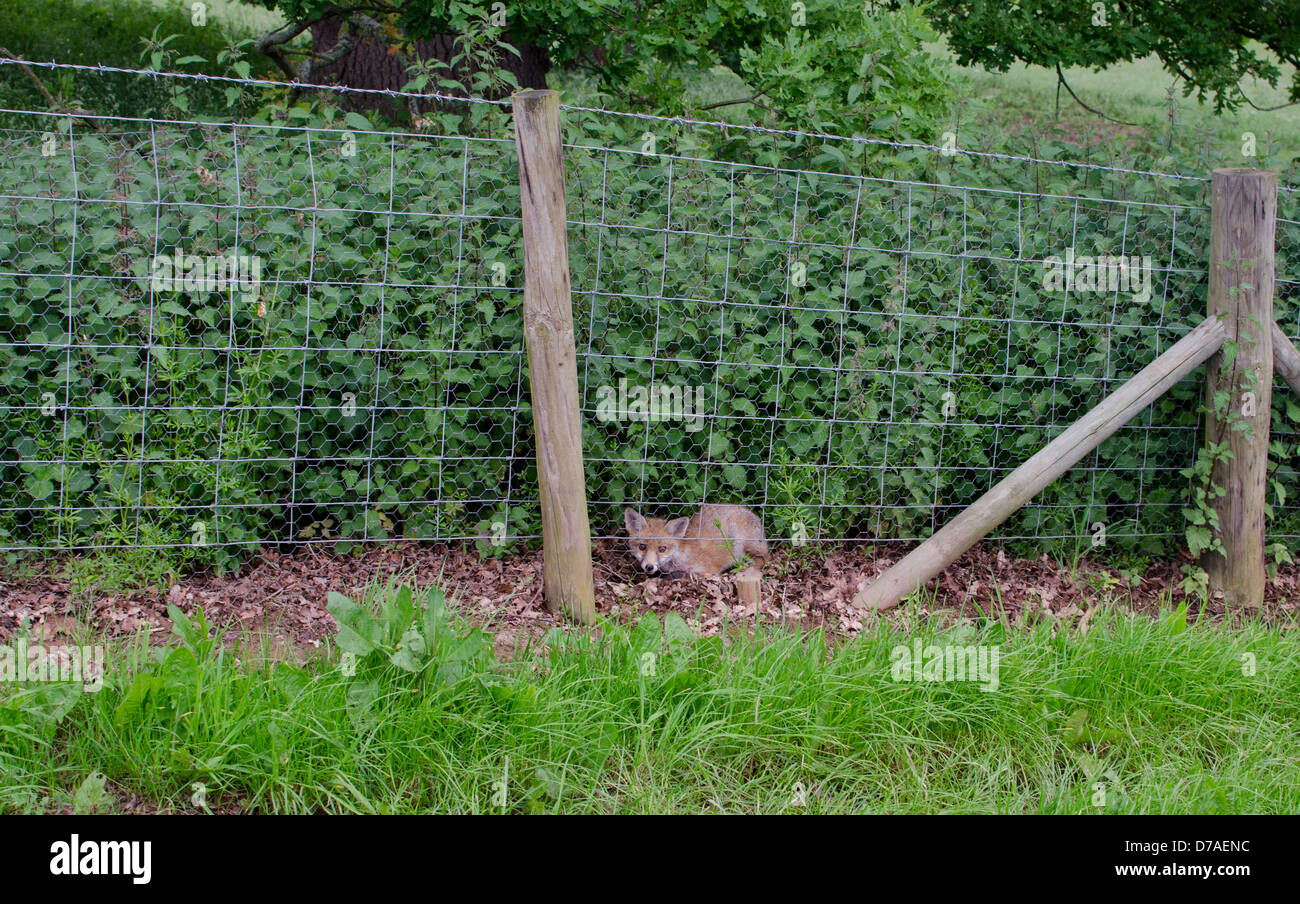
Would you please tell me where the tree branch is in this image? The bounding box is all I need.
[1239,88,1299,112]
[691,92,773,112]
[255,15,324,81]
[0,48,108,132]
[1055,62,1141,127]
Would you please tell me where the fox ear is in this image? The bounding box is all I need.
[665,516,690,538]
[624,508,645,533]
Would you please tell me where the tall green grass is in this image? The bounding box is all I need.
[1,584,1296,813]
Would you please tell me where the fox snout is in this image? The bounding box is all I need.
[634,549,669,575]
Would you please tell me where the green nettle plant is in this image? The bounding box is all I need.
[0,97,532,570]
[737,1,950,143]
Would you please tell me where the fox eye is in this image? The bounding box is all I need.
[638,544,646,551]
[658,546,666,553]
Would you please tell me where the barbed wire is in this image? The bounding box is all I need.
[558,101,1212,184]
[1,56,1217,184]
[0,56,509,108]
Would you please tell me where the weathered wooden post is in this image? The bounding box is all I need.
[1204,168,1277,608]
[512,89,596,623]
[734,567,761,608]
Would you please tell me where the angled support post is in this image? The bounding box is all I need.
[855,317,1227,611]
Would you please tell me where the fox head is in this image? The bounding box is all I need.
[624,508,689,575]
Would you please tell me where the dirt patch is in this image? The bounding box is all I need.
[2,542,1297,652]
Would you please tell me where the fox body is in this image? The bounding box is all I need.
[623,504,768,576]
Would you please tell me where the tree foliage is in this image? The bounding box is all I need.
[250,0,951,139]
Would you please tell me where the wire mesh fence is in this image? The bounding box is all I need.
[2,65,1300,566]
[565,140,1217,553]
[0,108,529,566]
[1274,183,1300,542]
[561,137,1227,554]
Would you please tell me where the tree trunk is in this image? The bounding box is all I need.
[309,14,549,115]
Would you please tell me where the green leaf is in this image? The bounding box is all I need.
[326,592,380,656]
[631,612,661,654]
[1185,525,1214,557]
[663,612,695,647]
[390,626,428,672]
[1220,340,1238,369]
[1162,601,1190,634]
[345,679,380,729]
[161,646,199,691]
[167,603,196,645]
[423,585,447,639]
[344,112,373,132]
[113,673,167,727]
[73,771,109,814]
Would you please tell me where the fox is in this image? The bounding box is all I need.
[623,504,768,577]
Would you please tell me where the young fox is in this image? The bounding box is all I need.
[623,504,768,576]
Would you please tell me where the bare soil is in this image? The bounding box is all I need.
[2,541,1297,655]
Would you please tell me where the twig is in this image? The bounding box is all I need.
[0,47,108,133]
[255,9,400,104]
[690,88,779,117]
[254,15,324,82]
[693,93,764,112]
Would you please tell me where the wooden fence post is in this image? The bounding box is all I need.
[1204,168,1277,608]
[512,89,596,623]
